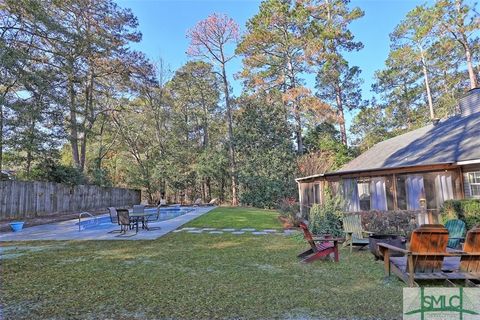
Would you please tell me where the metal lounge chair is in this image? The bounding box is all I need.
[207,198,219,206]
[343,214,373,252]
[107,207,122,234]
[108,207,118,224]
[444,219,466,249]
[379,224,458,287]
[297,222,341,263]
[144,205,161,231]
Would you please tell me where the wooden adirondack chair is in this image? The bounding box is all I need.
[459,227,480,282]
[379,224,458,287]
[440,227,480,285]
[297,222,341,263]
[342,214,373,252]
[444,219,466,249]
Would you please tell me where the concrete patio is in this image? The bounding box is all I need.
[0,206,215,241]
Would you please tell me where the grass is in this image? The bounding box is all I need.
[0,208,405,319]
[185,206,282,229]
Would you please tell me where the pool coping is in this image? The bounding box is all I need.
[0,206,216,242]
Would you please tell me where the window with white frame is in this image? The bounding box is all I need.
[467,172,480,198]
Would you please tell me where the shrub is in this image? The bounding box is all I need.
[30,159,86,185]
[277,197,300,226]
[308,194,344,237]
[441,199,480,229]
[357,210,418,236]
[240,179,296,209]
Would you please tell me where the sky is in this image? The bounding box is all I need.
[117,0,432,132]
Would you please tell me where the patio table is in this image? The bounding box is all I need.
[129,211,156,233]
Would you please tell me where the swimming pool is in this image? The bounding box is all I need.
[77,207,195,231]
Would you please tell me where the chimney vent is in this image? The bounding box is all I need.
[459,88,480,116]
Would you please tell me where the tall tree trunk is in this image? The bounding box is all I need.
[220,176,225,202]
[25,113,35,176]
[206,177,211,201]
[221,62,239,206]
[67,72,81,169]
[294,107,303,154]
[463,41,478,89]
[335,84,348,146]
[200,91,209,147]
[286,57,303,155]
[79,72,95,171]
[454,0,478,89]
[419,48,435,119]
[201,181,206,203]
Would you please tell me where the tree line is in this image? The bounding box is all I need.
[1,0,478,207]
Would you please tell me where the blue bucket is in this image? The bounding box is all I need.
[9,221,25,232]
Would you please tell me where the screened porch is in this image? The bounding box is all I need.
[298,169,463,224]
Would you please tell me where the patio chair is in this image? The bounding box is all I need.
[116,209,137,236]
[453,227,480,283]
[132,205,145,214]
[444,219,466,249]
[107,207,122,234]
[144,205,162,231]
[379,224,455,287]
[297,222,341,263]
[132,204,146,228]
[342,214,373,252]
[108,207,118,224]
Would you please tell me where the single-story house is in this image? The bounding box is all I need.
[296,88,480,224]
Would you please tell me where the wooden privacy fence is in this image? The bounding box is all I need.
[0,180,141,220]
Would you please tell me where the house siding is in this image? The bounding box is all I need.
[462,164,480,199]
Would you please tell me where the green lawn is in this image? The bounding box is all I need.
[0,208,405,319]
[185,206,282,229]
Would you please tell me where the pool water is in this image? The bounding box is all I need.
[78,207,195,230]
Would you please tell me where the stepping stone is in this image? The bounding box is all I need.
[263,229,278,233]
[172,229,183,233]
[283,230,296,235]
[231,231,245,235]
[181,227,197,231]
[252,231,268,235]
[240,228,256,232]
[187,230,203,234]
[222,228,236,232]
[201,228,217,231]
[208,231,224,234]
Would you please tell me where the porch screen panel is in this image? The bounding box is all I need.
[370,177,387,210]
[342,179,360,212]
[405,175,425,210]
[434,172,454,208]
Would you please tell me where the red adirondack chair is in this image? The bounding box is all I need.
[298,222,342,263]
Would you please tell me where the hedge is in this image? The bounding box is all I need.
[440,199,480,229]
[348,210,419,236]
